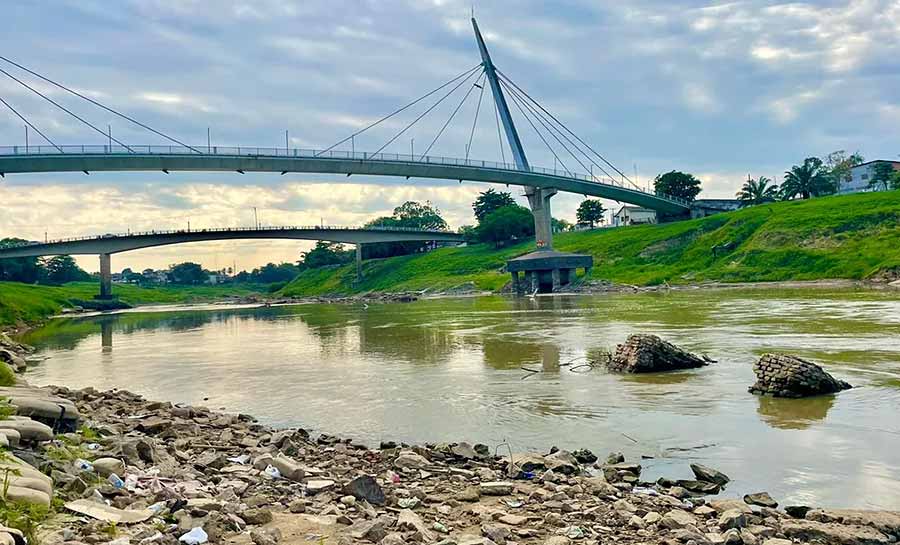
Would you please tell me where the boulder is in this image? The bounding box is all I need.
[0,525,24,545]
[342,475,385,506]
[749,354,851,398]
[92,457,125,478]
[270,455,305,482]
[781,519,891,545]
[0,417,53,442]
[608,334,710,373]
[0,386,81,431]
[393,450,430,469]
[744,492,778,508]
[691,464,730,487]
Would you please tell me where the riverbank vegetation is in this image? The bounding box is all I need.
[0,282,265,328]
[280,189,900,296]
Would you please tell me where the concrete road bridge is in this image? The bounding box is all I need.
[0,226,464,298]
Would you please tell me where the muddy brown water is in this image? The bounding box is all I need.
[20,288,900,510]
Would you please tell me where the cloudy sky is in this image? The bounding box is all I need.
[1,0,898,273]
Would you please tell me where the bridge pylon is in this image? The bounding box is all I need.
[472,17,555,250]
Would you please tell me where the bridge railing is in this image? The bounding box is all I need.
[1,225,462,250]
[0,145,692,206]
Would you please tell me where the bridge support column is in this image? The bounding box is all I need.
[98,253,112,299]
[355,244,363,282]
[526,187,557,250]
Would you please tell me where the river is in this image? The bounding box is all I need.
[19,288,900,510]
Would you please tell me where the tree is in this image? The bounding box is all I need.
[473,189,515,222]
[299,242,353,270]
[364,201,449,258]
[653,171,702,202]
[552,218,573,233]
[736,176,779,206]
[825,150,864,190]
[0,238,42,283]
[41,255,90,284]
[891,170,900,190]
[476,205,534,247]
[169,262,208,285]
[576,199,606,228]
[869,161,896,190]
[251,262,301,283]
[781,157,834,200]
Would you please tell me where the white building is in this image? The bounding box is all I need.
[612,205,657,227]
[839,160,900,194]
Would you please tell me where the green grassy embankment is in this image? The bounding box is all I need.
[0,282,265,328]
[281,190,900,297]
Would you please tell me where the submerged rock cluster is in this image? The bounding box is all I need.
[749,354,852,398]
[607,334,711,373]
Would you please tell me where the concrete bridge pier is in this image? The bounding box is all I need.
[526,187,557,250]
[356,244,364,282]
[98,253,113,299]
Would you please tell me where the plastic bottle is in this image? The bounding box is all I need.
[107,473,125,489]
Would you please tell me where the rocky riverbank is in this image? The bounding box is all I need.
[0,382,891,545]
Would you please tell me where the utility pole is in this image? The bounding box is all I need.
[24,125,28,151]
[108,125,112,149]
[410,138,414,158]
[207,128,211,152]
[253,207,259,229]
[285,130,289,153]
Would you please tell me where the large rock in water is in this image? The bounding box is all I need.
[608,334,710,373]
[749,354,851,398]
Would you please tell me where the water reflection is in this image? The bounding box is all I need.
[756,394,836,430]
[18,288,900,510]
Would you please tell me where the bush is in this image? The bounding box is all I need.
[0,364,16,387]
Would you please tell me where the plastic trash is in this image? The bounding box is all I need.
[632,486,659,496]
[148,501,167,514]
[179,527,208,545]
[227,454,251,465]
[107,473,125,489]
[397,497,420,509]
[263,464,282,480]
[85,443,101,451]
[74,458,94,472]
[124,474,139,491]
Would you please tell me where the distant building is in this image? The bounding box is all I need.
[839,160,900,194]
[612,205,657,227]
[691,199,742,219]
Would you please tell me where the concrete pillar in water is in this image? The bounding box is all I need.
[355,244,363,282]
[98,253,112,299]
[510,271,521,295]
[551,268,561,291]
[526,187,557,250]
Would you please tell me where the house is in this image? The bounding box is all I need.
[839,160,900,194]
[612,205,657,227]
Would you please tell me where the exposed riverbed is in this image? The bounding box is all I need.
[19,288,900,510]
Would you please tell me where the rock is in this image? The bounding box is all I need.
[349,519,387,542]
[398,509,434,542]
[499,514,528,526]
[722,528,742,545]
[708,499,753,515]
[288,499,306,513]
[743,492,777,508]
[740,528,759,545]
[608,334,710,373]
[695,505,716,518]
[571,448,597,464]
[805,509,900,536]
[394,450,430,469]
[457,485,481,502]
[92,457,125,477]
[661,509,698,529]
[306,479,335,494]
[451,442,478,459]
[342,475,385,506]
[544,538,571,545]
[718,509,747,530]
[242,508,273,526]
[270,455,305,482]
[480,482,514,496]
[482,525,511,543]
[761,540,792,545]
[545,450,579,475]
[676,479,721,494]
[749,353,851,398]
[781,519,891,545]
[644,512,663,525]
[691,464,730,486]
[784,505,811,518]
[250,529,280,545]
[0,418,53,442]
[628,515,646,529]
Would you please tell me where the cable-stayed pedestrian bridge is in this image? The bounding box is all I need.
[0,145,690,214]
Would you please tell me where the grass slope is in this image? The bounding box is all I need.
[0,282,264,327]
[281,190,900,296]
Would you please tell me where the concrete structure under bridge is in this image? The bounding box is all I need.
[0,226,464,298]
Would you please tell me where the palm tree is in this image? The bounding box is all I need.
[736,176,779,206]
[780,157,834,200]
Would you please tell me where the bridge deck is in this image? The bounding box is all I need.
[0,226,465,258]
[0,145,691,213]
